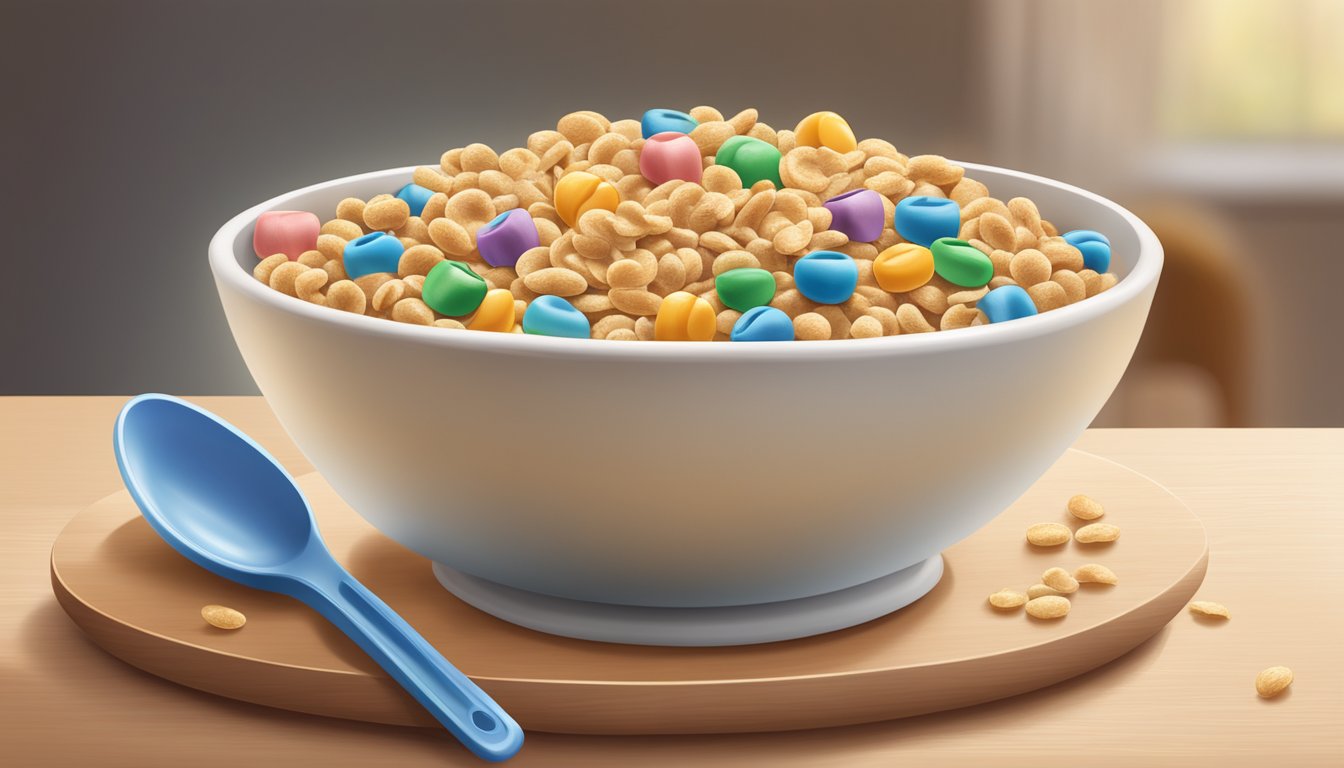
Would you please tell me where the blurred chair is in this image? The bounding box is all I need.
[1093,201,1253,427]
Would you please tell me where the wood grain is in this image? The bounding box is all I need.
[3,398,1341,766]
[50,450,1206,734]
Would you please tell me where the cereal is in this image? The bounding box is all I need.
[1025,595,1070,620]
[793,312,831,340]
[1027,583,1063,599]
[1042,566,1080,594]
[1026,522,1071,547]
[1075,523,1121,543]
[201,604,246,630]
[1067,494,1105,521]
[988,589,1028,610]
[1255,666,1293,698]
[1074,563,1117,585]
[255,107,1122,339]
[363,196,410,232]
[1189,601,1231,619]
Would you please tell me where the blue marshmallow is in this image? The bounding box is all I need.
[395,183,434,217]
[793,251,858,305]
[342,232,404,279]
[894,196,961,247]
[978,285,1039,324]
[641,108,699,139]
[522,295,591,339]
[731,306,795,342]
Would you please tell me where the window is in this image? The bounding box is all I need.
[1159,0,1344,141]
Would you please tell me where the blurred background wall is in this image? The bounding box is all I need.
[2,0,1340,425]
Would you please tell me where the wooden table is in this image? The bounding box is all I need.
[3,398,1340,766]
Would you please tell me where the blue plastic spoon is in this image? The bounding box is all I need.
[113,394,523,762]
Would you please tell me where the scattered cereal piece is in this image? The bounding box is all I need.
[1026,522,1071,547]
[1027,583,1062,599]
[1075,523,1120,543]
[1042,566,1080,594]
[1067,494,1105,520]
[1189,601,1231,619]
[1025,595,1070,620]
[201,604,246,630]
[1074,563,1118,585]
[988,589,1028,610]
[1255,666,1293,698]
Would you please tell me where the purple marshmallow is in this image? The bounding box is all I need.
[823,188,885,243]
[476,208,539,267]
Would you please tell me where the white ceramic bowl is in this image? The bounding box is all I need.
[210,164,1161,609]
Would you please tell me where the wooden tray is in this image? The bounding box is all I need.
[51,449,1206,735]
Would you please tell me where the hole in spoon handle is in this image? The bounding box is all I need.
[322,577,523,759]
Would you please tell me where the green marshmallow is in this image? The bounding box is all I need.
[714,136,783,189]
[715,267,777,312]
[930,237,993,288]
[422,260,488,316]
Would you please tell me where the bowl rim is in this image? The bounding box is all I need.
[210,162,1162,361]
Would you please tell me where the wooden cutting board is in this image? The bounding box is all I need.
[51,448,1206,735]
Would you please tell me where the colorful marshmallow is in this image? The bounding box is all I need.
[640,108,698,139]
[715,268,777,312]
[654,291,716,341]
[522,295,591,338]
[873,243,936,293]
[894,196,961,247]
[930,237,993,288]
[793,111,857,154]
[554,171,621,227]
[714,136,782,189]
[793,251,858,304]
[978,285,1039,324]
[422,260,488,316]
[823,188,885,242]
[395,183,434,217]
[253,210,320,261]
[1063,230,1112,273]
[477,209,539,267]
[731,306,795,342]
[342,232,404,279]
[640,132,704,185]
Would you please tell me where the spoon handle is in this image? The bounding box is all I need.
[305,572,523,762]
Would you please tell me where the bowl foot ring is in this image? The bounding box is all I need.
[431,556,945,647]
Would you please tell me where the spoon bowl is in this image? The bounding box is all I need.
[113,394,523,762]
[115,394,314,575]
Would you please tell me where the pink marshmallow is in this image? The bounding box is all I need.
[639,131,703,185]
[253,210,321,261]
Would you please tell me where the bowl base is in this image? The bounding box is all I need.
[430,555,944,646]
